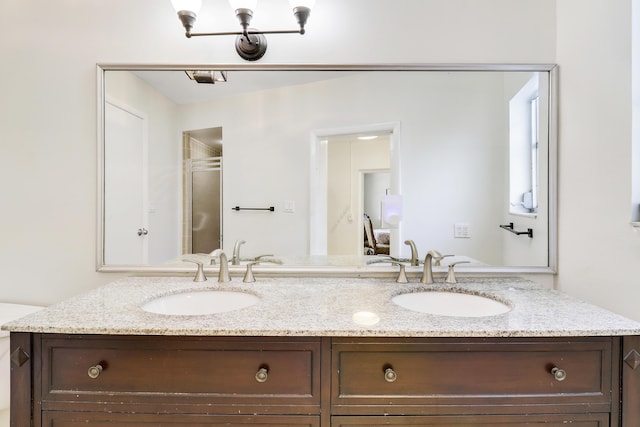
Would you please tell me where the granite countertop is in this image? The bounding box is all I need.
[3,276,640,337]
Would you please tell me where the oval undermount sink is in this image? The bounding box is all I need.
[141,290,259,316]
[392,291,511,317]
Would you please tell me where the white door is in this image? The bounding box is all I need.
[104,101,148,264]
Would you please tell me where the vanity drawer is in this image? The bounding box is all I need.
[332,337,613,415]
[331,414,609,426]
[39,335,322,414]
[43,412,320,426]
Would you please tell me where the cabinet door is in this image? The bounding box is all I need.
[43,412,319,426]
[332,414,608,426]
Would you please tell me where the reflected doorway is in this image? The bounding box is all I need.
[326,133,391,256]
[310,122,401,257]
[182,127,223,254]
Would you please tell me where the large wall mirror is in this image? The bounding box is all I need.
[97,64,557,274]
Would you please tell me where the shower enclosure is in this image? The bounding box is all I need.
[187,157,222,254]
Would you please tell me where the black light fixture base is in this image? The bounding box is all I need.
[235,30,267,61]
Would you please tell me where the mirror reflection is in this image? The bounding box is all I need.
[100,65,555,272]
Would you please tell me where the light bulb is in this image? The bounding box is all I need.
[229,0,258,11]
[171,0,202,14]
[289,0,316,10]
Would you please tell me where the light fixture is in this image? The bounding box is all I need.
[171,0,317,61]
[185,70,228,84]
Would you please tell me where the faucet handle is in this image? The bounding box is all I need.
[243,262,259,283]
[433,254,453,267]
[444,261,470,284]
[183,258,207,282]
[391,261,409,283]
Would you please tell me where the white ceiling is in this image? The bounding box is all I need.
[130,69,359,146]
[132,69,356,105]
[130,69,358,146]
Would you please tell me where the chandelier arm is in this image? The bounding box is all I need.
[188,29,303,37]
[251,29,303,35]
[188,31,245,37]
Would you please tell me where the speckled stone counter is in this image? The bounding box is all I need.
[3,276,640,337]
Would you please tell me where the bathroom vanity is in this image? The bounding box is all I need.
[5,277,640,426]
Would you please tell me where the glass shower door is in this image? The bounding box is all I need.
[189,158,222,254]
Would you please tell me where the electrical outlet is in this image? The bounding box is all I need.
[454,223,470,238]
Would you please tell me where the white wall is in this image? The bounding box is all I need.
[7,0,637,317]
[399,72,509,265]
[633,0,640,221]
[177,71,512,262]
[555,0,640,321]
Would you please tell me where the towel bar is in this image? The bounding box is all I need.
[499,222,533,238]
[232,206,275,212]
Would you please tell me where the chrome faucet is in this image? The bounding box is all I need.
[404,240,419,266]
[421,250,445,284]
[232,240,246,265]
[211,251,231,282]
[209,248,223,265]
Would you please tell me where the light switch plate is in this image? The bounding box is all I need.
[284,200,295,213]
[454,222,470,238]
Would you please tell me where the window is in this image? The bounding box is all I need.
[509,75,540,215]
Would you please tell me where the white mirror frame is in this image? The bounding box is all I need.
[97,63,558,277]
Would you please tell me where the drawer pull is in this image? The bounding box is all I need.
[255,367,269,383]
[87,364,103,379]
[384,367,397,383]
[551,367,567,382]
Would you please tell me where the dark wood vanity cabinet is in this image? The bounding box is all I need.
[10,334,640,426]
